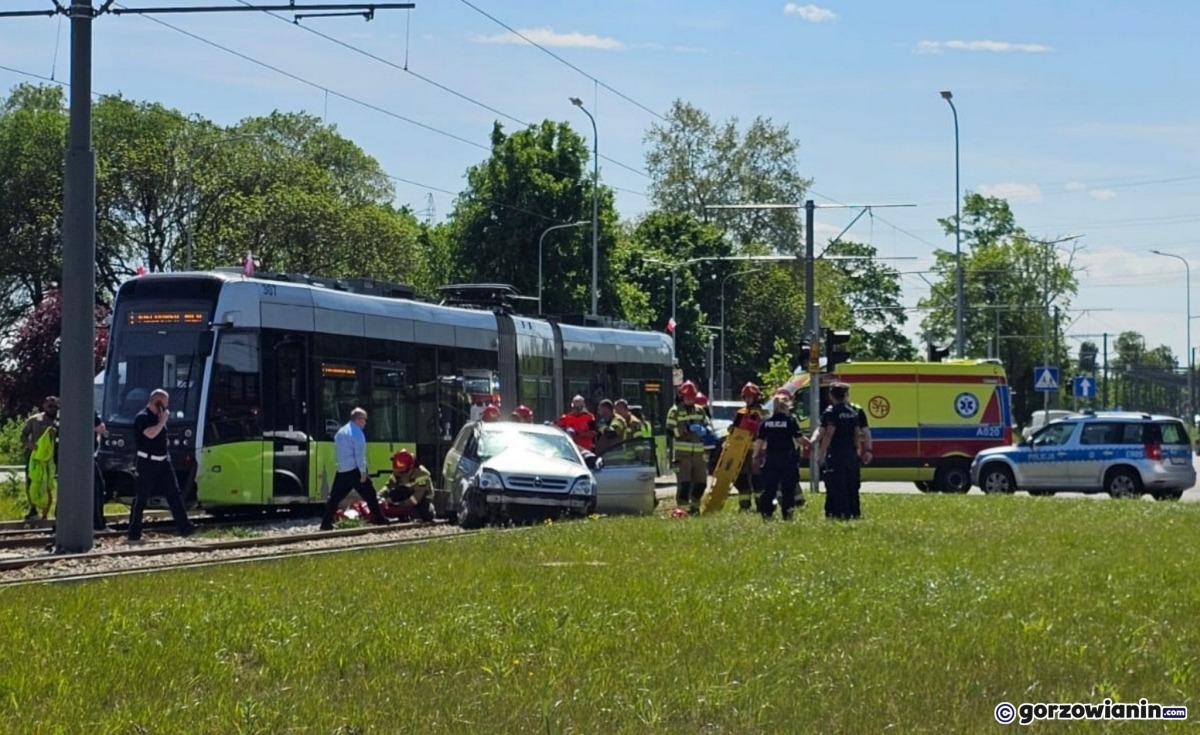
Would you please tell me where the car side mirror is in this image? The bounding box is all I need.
[585,454,602,471]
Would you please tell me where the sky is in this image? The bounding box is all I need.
[2,0,1199,377]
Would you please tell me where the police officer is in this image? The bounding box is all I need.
[750,392,806,520]
[666,381,710,514]
[127,389,195,543]
[816,382,871,520]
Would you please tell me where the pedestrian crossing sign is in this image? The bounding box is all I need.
[1034,366,1059,393]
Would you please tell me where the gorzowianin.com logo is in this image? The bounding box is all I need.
[995,699,1187,726]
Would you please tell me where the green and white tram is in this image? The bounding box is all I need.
[97,271,674,511]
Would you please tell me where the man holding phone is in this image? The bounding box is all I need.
[127,389,195,543]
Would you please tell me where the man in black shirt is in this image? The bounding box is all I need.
[751,393,807,520]
[816,382,871,520]
[127,389,195,543]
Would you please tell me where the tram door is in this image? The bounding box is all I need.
[268,338,310,499]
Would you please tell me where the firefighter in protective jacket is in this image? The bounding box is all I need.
[734,382,767,511]
[382,449,436,521]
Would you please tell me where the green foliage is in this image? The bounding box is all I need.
[825,239,916,361]
[0,418,22,475]
[2,497,1198,733]
[757,336,796,393]
[644,99,812,253]
[448,120,616,317]
[920,193,1080,421]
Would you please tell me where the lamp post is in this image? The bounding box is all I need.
[1151,249,1192,417]
[538,220,588,314]
[720,268,763,400]
[570,97,599,317]
[940,90,964,359]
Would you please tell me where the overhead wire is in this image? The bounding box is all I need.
[232,0,649,187]
[456,0,666,122]
[0,61,569,224]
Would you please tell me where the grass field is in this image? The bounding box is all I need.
[1,494,1197,734]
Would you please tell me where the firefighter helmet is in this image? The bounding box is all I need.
[514,404,534,421]
[678,380,698,398]
[392,449,414,473]
[741,382,762,401]
[481,404,501,421]
[695,392,709,407]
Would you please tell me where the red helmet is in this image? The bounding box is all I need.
[695,392,709,407]
[392,449,414,473]
[482,404,501,421]
[515,405,534,421]
[678,380,697,398]
[741,382,762,401]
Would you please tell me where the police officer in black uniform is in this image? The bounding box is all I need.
[127,389,195,543]
[817,382,871,519]
[751,393,807,520]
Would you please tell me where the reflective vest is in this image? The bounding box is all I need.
[667,405,709,455]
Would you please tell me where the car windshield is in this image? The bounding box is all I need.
[1031,422,1076,446]
[710,403,740,424]
[478,428,582,465]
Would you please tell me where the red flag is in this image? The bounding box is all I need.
[243,251,256,278]
[135,264,147,276]
[665,316,676,334]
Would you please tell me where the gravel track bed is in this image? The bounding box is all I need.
[0,521,469,585]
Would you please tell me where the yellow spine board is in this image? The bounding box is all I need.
[701,425,756,514]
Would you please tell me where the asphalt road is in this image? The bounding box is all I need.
[658,453,1200,504]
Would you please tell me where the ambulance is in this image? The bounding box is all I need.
[778,359,1013,493]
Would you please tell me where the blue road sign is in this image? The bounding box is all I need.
[1034,366,1060,393]
[1073,375,1096,399]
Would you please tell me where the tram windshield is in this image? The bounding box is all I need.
[101,329,206,423]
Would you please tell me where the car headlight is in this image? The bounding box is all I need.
[571,477,596,495]
[476,470,504,490]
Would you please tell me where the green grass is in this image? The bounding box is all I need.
[1,495,1198,734]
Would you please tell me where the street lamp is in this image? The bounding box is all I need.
[1151,249,1193,417]
[538,220,588,314]
[940,90,964,358]
[720,268,763,399]
[569,97,599,318]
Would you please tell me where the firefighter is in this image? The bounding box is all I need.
[735,382,767,512]
[613,399,642,441]
[816,382,871,520]
[480,404,502,423]
[750,391,806,520]
[510,404,535,423]
[666,380,710,514]
[382,449,436,522]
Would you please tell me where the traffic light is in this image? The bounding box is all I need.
[1078,344,1098,372]
[824,328,852,373]
[927,341,951,363]
[799,337,818,373]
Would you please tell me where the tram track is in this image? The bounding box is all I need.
[0,520,473,587]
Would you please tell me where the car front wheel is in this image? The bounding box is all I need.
[979,464,1015,494]
[457,487,489,529]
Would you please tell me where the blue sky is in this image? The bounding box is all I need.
[2,0,1199,369]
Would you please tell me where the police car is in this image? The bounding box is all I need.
[971,411,1196,500]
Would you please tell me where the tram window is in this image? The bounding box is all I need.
[204,333,262,445]
[369,366,407,443]
[102,330,205,422]
[320,370,361,439]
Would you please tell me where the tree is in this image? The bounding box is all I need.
[0,84,67,342]
[447,120,619,316]
[623,212,731,377]
[919,193,1079,423]
[644,99,811,253]
[824,239,915,361]
[0,290,108,419]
